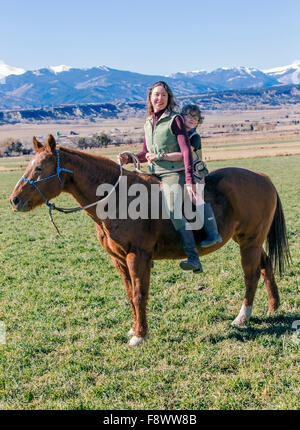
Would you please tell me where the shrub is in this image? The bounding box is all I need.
[0,138,23,156]
[93,133,112,148]
[77,137,88,149]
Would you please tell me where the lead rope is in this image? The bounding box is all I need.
[47,151,152,236]
[48,203,62,236]
[48,150,182,235]
[20,149,126,237]
[47,160,124,236]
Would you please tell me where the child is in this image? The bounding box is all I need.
[181,104,221,248]
[180,104,209,181]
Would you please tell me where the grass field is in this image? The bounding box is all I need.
[0,154,299,410]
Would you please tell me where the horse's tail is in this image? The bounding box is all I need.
[266,191,291,276]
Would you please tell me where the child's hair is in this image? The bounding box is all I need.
[181,104,204,126]
[147,81,178,116]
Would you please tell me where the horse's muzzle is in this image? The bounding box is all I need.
[10,195,30,212]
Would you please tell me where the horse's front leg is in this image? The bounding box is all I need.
[110,256,137,337]
[126,249,152,346]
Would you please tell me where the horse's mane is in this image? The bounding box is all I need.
[58,145,158,186]
[57,145,120,186]
[58,145,118,169]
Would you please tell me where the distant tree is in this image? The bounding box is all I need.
[94,133,112,148]
[75,134,112,150]
[77,137,88,149]
[0,138,23,156]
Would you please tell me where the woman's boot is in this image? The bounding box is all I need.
[177,227,203,272]
[200,203,222,248]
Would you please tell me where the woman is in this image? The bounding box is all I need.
[118,81,206,272]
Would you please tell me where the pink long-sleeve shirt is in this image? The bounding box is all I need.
[135,110,195,184]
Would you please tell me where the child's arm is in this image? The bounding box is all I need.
[161,134,203,161]
[190,134,201,150]
[190,134,202,159]
[160,152,183,161]
[144,151,183,163]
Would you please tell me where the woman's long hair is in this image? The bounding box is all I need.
[147,81,178,116]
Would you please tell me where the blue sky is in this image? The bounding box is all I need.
[1,0,299,75]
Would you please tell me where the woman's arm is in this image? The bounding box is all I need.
[135,137,148,163]
[171,116,195,184]
[118,137,148,165]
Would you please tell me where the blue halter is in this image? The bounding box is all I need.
[20,148,73,207]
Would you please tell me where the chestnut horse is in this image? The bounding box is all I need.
[10,135,290,346]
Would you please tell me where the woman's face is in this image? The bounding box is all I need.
[150,85,168,113]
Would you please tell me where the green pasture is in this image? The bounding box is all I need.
[0,158,31,170]
[207,138,300,149]
[0,155,299,410]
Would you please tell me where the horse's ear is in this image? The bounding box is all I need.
[46,135,56,153]
[33,137,44,153]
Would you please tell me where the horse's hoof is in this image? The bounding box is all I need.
[127,327,135,337]
[128,336,147,346]
[231,317,248,328]
[231,304,252,327]
[267,302,280,315]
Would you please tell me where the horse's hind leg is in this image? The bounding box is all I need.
[232,245,262,327]
[260,250,280,314]
[126,250,151,346]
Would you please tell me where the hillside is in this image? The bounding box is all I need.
[1,84,300,125]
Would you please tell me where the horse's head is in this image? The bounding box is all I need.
[10,135,67,212]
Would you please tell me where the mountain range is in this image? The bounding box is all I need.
[2,84,300,126]
[0,60,300,110]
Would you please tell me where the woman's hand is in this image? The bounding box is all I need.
[145,152,158,163]
[117,153,130,166]
[186,183,205,206]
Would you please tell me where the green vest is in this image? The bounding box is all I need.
[144,111,185,174]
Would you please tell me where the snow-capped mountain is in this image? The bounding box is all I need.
[0,64,166,109]
[47,65,73,74]
[168,66,278,91]
[0,60,295,109]
[0,61,25,80]
[263,61,300,85]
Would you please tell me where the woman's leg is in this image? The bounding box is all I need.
[160,172,202,272]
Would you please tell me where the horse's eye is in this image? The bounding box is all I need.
[36,167,42,171]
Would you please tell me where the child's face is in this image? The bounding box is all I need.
[183,111,199,130]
